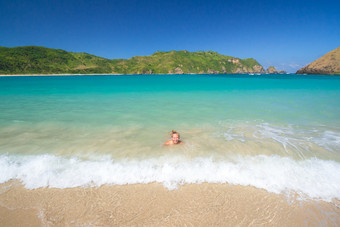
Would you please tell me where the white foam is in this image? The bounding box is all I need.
[223,126,246,142]
[218,121,340,154]
[311,130,340,152]
[1,154,340,202]
[248,123,340,155]
[253,123,308,157]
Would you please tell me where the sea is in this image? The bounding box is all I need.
[0,74,339,202]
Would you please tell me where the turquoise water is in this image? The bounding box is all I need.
[1,74,339,126]
[0,74,340,200]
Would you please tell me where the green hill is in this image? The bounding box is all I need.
[0,46,113,74]
[0,46,265,75]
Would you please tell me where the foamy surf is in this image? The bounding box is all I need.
[1,154,339,202]
[219,122,340,153]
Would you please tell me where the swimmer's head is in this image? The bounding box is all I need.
[170,130,180,144]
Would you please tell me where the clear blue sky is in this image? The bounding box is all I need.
[1,0,339,72]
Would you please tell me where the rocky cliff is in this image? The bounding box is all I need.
[296,47,340,75]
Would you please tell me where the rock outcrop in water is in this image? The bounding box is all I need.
[0,46,265,75]
[296,47,340,75]
[265,66,287,74]
[266,66,278,74]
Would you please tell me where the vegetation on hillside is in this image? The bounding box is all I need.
[0,46,265,75]
[0,46,112,74]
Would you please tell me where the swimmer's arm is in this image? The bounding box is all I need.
[163,140,172,146]
[162,140,184,146]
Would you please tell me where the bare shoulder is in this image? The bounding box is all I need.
[163,140,173,146]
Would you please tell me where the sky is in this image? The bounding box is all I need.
[1,0,339,72]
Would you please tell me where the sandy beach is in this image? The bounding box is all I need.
[0,181,339,226]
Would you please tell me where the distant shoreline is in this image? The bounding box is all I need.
[2,73,339,77]
[0,73,123,77]
[0,73,295,77]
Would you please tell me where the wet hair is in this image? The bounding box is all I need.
[170,130,180,138]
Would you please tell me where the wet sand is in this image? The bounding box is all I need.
[0,206,41,227]
[0,181,339,226]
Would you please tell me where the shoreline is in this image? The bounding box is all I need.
[1,181,339,226]
[1,73,339,77]
[0,73,123,77]
[0,73,295,76]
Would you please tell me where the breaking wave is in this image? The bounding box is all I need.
[1,154,340,202]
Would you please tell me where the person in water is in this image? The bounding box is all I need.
[163,130,184,146]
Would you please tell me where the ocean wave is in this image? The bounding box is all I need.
[219,121,340,155]
[0,154,339,202]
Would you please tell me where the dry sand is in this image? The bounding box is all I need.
[0,181,339,226]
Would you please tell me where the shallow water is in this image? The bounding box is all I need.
[0,74,339,201]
